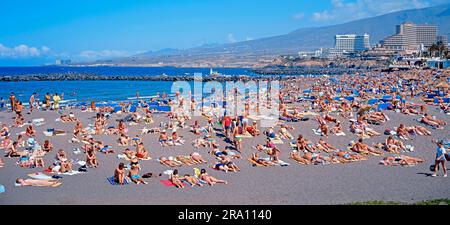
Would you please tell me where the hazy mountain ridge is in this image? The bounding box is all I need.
[95,4,450,67]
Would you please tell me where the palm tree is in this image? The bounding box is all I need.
[428,43,438,57]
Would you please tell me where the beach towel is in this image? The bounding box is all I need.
[57,171,84,176]
[28,172,56,180]
[159,179,185,188]
[269,137,284,144]
[0,185,4,193]
[261,157,290,166]
[236,132,253,139]
[312,129,323,136]
[182,179,207,186]
[335,132,346,136]
[107,176,129,185]
[32,118,45,126]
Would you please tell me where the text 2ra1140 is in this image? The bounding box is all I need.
[221,209,272,220]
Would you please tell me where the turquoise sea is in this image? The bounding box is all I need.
[0,66,253,103]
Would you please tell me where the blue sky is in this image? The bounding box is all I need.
[0,0,448,66]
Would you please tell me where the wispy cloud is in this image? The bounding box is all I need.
[292,12,305,20]
[227,33,237,43]
[77,50,135,59]
[0,43,51,58]
[312,0,447,23]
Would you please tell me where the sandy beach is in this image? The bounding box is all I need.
[1,72,450,205]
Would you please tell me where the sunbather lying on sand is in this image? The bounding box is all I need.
[350,139,384,156]
[60,113,78,122]
[384,136,406,153]
[159,157,181,167]
[379,155,424,166]
[296,135,316,152]
[290,151,312,165]
[213,155,240,172]
[316,138,340,153]
[16,178,61,187]
[183,174,203,187]
[396,124,413,140]
[420,114,446,129]
[190,152,207,164]
[211,148,242,159]
[278,125,293,140]
[199,168,227,186]
[249,153,275,166]
[332,151,367,162]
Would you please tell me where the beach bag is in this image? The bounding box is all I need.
[445,153,450,161]
[78,165,87,172]
[430,164,436,172]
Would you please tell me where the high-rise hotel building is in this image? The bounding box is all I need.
[334,34,370,53]
[381,22,437,51]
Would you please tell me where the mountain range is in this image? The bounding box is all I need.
[94,4,450,67]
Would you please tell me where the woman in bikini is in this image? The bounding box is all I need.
[42,140,53,152]
[16,178,61,187]
[5,141,19,158]
[56,149,73,173]
[159,157,181,167]
[114,163,126,185]
[128,165,147,185]
[190,152,207,164]
[183,174,203,187]
[25,125,35,137]
[136,142,150,159]
[199,169,227,186]
[316,138,339,153]
[170,169,184,188]
[86,148,98,168]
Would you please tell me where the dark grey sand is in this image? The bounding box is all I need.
[0,103,449,205]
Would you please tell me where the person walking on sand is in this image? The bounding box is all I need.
[44,92,51,109]
[53,93,61,110]
[432,140,447,177]
[28,92,36,114]
[9,92,16,112]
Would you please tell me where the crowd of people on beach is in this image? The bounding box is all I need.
[0,68,449,189]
